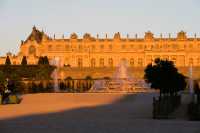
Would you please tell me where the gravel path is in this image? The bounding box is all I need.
[0,93,199,133]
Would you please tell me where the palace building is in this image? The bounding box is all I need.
[1,26,200,68]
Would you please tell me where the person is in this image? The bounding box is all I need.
[7,78,14,93]
[0,83,4,104]
[2,78,11,104]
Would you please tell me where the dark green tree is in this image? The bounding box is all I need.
[36,66,50,80]
[43,56,49,65]
[38,56,43,65]
[38,56,49,65]
[9,73,21,93]
[194,80,200,103]
[21,56,27,65]
[0,71,5,84]
[5,56,11,65]
[144,58,186,97]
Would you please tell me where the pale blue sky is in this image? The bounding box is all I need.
[0,0,200,55]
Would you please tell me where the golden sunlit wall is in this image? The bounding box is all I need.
[1,27,200,68]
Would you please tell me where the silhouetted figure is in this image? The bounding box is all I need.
[2,78,11,104]
[7,79,15,93]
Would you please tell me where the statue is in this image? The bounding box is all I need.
[114,32,120,39]
[70,33,78,39]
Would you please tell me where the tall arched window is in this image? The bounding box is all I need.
[56,45,61,51]
[163,55,169,61]
[48,45,52,51]
[138,58,143,67]
[65,45,70,51]
[108,58,113,67]
[130,58,134,67]
[99,58,104,67]
[109,44,112,50]
[29,45,36,55]
[77,58,83,68]
[91,58,96,68]
[179,55,185,67]
[197,57,200,66]
[65,57,69,65]
[100,45,104,50]
[121,58,127,63]
[171,56,177,65]
[189,58,193,66]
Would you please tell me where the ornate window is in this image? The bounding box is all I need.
[56,45,61,51]
[77,58,83,68]
[121,44,126,49]
[120,58,127,65]
[138,58,143,66]
[109,44,112,50]
[29,45,36,55]
[155,44,159,49]
[197,57,200,66]
[91,58,96,68]
[65,45,70,51]
[189,58,193,66]
[78,44,82,50]
[163,44,168,49]
[189,44,193,48]
[64,57,69,65]
[130,44,134,49]
[108,58,113,67]
[172,44,178,49]
[99,58,104,67]
[130,58,134,67]
[146,56,152,65]
[183,44,186,49]
[91,45,95,51]
[100,44,104,50]
[179,55,185,67]
[48,45,52,51]
[163,55,169,60]
[171,56,177,65]
[139,44,143,49]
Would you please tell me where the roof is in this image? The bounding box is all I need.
[24,26,50,44]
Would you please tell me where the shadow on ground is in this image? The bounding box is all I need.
[0,93,199,133]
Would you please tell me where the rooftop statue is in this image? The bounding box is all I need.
[70,33,78,39]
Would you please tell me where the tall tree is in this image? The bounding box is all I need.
[0,71,5,84]
[38,56,43,65]
[43,56,49,65]
[5,56,11,65]
[21,56,27,65]
[144,58,186,97]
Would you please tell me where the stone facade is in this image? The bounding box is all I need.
[1,26,200,68]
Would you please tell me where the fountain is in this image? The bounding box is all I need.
[90,60,150,92]
[51,57,60,92]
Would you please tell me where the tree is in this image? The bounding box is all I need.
[5,56,11,65]
[21,56,27,65]
[194,80,200,103]
[38,56,43,65]
[0,71,5,84]
[43,56,49,65]
[85,75,92,80]
[38,56,49,65]
[9,72,21,93]
[36,66,50,80]
[144,58,186,97]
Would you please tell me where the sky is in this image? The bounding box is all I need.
[0,0,200,56]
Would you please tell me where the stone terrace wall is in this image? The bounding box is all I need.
[59,67,200,79]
